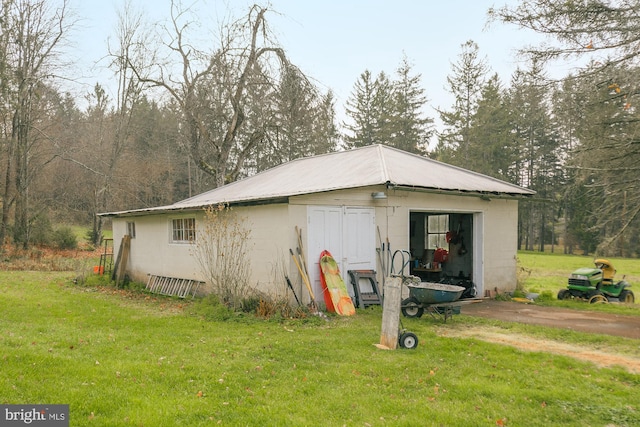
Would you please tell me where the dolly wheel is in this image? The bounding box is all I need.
[399,332,418,349]
[401,298,424,318]
[619,290,635,304]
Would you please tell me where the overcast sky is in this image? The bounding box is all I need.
[69,0,560,128]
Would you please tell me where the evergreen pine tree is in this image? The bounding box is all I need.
[435,40,488,165]
[388,55,433,155]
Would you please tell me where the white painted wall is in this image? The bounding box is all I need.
[112,186,520,299]
[375,188,519,294]
[112,212,204,284]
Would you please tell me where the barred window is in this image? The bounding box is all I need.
[171,218,196,243]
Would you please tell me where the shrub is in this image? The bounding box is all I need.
[53,226,78,249]
[255,297,311,320]
[537,290,555,302]
[29,214,54,246]
[85,227,102,247]
[241,295,262,313]
[192,204,253,310]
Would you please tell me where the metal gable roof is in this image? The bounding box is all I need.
[100,144,534,217]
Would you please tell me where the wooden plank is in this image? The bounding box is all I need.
[115,235,131,287]
[379,276,402,350]
[111,238,124,281]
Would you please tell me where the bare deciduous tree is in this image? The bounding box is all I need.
[0,0,71,248]
[128,3,300,188]
[86,1,147,245]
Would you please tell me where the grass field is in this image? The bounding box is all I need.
[519,251,640,291]
[1,254,639,426]
[517,251,640,310]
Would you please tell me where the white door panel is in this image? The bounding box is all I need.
[307,206,376,303]
[344,208,376,294]
[308,206,343,300]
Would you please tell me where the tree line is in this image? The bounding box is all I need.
[1,0,638,257]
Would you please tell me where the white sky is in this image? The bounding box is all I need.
[68,0,560,128]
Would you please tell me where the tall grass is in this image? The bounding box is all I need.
[1,270,639,426]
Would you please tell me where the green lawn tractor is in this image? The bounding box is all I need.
[558,258,634,303]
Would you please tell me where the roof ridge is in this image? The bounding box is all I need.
[375,144,391,183]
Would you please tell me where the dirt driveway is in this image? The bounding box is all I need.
[442,299,640,373]
[460,299,640,339]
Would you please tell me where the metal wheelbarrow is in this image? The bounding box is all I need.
[401,282,468,321]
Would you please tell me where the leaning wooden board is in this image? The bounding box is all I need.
[319,250,356,316]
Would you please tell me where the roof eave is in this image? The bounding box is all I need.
[390,184,536,199]
[98,196,291,218]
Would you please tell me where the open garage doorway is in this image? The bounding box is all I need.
[409,211,481,298]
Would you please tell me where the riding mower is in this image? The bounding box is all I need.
[557,258,634,303]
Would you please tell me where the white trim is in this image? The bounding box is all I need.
[473,212,484,296]
[169,216,197,244]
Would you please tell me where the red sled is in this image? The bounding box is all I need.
[319,250,356,316]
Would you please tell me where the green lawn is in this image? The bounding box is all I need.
[1,268,639,426]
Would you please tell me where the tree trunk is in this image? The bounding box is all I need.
[539,208,545,252]
[13,102,30,249]
[0,136,14,249]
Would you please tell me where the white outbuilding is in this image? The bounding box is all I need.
[100,144,534,305]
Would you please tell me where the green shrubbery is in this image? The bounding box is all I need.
[52,226,78,249]
[24,215,78,249]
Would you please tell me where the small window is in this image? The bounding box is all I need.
[171,218,196,243]
[427,215,449,249]
[126,221,136,238]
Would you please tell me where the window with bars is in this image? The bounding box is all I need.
[171,218,196,243]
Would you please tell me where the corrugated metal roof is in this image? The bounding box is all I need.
[101,144,534,216]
